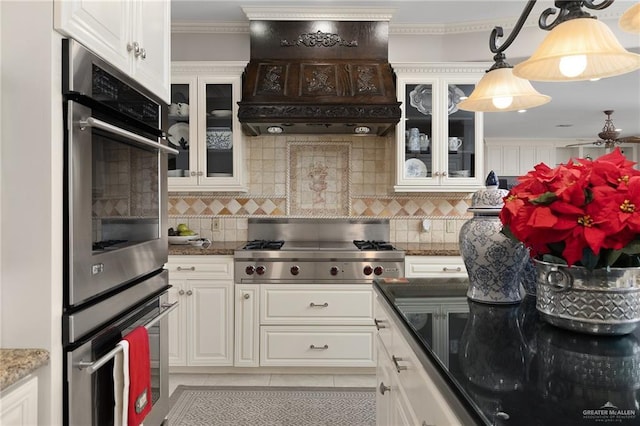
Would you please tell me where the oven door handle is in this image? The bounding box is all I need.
[79,116,179,155]
[77,301,179,374]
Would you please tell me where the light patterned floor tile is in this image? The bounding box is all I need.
[333,374,377,388]
[268,374,335,387]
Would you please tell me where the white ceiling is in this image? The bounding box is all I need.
[171,0,640,142]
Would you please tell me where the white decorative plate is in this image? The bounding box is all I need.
[168,123,189,148]
[211,109,232,117]
[405,158,428,177]
[409,85,432,115]
[448,85,466,114]
[168,234,199,245]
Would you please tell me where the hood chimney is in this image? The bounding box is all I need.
[238,18,401,136]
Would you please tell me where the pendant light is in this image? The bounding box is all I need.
[513,17,640,81]
[458,2,551,113]
[458,59,551,112]
[619,2,640,34]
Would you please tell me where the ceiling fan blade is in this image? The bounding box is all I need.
[564,141,599,147]
[617,136,640,144]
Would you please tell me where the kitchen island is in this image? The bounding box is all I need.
[374,277,640,426]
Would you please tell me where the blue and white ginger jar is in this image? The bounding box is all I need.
[459,171,527,304]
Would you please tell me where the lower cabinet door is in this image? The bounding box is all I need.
[376,338,393,426]
[234,284,260,367]
[260,325,376,367]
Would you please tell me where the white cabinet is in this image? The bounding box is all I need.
[392,63,490,192]
[405,256,467,278]
[255,284,377,367]
[166,256,234,367]
[168,63,247,192]
[234,284,260,367]
[485,139,556,177]
[54,0,170,102]
[375,296,465,426]
[0,375,38,426]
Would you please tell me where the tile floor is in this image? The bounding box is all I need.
[169,373,377,396]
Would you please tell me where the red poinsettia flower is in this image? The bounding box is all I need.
[501,148,640,268]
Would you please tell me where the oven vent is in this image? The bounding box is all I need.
[238,21,401,136]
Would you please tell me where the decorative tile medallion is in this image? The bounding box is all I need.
[287,142,351,216]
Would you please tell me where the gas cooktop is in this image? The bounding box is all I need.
[240,239,399,251]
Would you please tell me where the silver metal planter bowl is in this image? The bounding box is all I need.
[534,259,640,335]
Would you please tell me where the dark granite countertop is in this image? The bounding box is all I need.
[0,348,49,391]
[168,241,244,256]
[374,278,640,426]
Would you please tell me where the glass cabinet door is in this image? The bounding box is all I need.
[168,78,197,184]
[202,83,234,179]
[404,83,435,180]
[445,83,477,180]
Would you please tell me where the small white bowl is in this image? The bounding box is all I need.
[188,238,211,248]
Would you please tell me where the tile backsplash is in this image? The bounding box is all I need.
[168,134,473,243]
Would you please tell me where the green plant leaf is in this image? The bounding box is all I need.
[606,249,623,267]
[530,192,558,205]
[622,240,640,255]
[541,254,567,265]
[500,226,517,241]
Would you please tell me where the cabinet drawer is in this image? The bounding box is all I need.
[261,285,373,325]
[405,256,467,278]
[166,256,233,278]
[260,326,376,367]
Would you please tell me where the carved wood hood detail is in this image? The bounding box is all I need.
[238,21,401,136]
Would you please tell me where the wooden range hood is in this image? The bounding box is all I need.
[238,21,401,136]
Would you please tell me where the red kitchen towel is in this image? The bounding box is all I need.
[123,326,152,426]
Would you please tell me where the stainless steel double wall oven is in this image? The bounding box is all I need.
[62,39,177,426]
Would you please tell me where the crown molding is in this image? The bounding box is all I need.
[241,6,395,21]
[171,9,624,35]
[171,22,249,34]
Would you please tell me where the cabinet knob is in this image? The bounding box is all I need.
[191,171,197,176]
[378,382,391,395]
[186,290,193,296]
[434,171,441,176]
[178,289,185,295]
[392,355,407,373]
[243,293,250,299]
[442,171,447,176]
[197,171,204,176]
[139,47,146,59]
[374,318,387,330]
[126,41,140,55]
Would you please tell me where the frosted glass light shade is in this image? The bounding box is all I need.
[457,67,551,112]
[513,18,640,81]
[620,3,640,33]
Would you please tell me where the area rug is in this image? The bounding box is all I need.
[166,385,376,426]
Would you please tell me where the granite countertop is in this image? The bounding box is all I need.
[374,278,640,426]
[0,348,49,391]
[170,241,460,257]
[168,241,244,256]
[394,242,461,256]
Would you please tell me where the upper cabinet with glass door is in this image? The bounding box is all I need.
[168,62,247,192]
[392,63,490,192]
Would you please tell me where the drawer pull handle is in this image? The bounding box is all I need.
[177,266,196,271]
[309,344,329,350]
[392,355,407,373]
[309,302,329,308]
[374,319,387,330]
[379,382,391,395]
[442,267,461,272]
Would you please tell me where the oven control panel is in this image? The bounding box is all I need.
[235,260,404,284]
